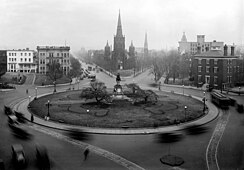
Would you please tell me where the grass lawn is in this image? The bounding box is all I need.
[35,74,71,85]
[30,90,205,128]
[0,72,26,84]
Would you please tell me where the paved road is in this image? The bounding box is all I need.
[0,80,126,170]
[2,68,241,170]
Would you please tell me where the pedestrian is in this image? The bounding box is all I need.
[158,81,161,91]
[26,89,28,94]
[83,147,89,161]
[31,114,34,122]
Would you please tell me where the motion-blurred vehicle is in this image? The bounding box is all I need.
[11,144,26,167]
[88,74,96,79]
[36,145,50,170]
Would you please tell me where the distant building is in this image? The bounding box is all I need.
[178,33,224,55]
[0,50,7,74]
[192,44,243,89]
[37,46,70,75]
[6,48,37,73]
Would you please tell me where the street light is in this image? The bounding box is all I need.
[46,100,50,120]
[78,80,80,90]
[53,81,56,93]
[184,106,187,121]
[35,87,37,99]
[203,92,206,112]
[239,87,241,95]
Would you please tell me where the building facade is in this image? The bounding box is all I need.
[37,46,70,75]
[7,49,37,73]
[192,45,243,90]
[178,33,224,55]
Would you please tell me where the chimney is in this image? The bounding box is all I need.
[224,44,227,56]
[231,46,234,56]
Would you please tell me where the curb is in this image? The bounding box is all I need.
[13,88,220,135]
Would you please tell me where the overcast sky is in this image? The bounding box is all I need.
[0,0,243,52]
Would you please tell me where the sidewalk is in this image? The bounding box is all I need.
[13,89,219,135]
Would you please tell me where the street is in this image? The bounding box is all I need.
[0,69,243,169]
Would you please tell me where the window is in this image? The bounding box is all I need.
[29,58,31,62]
[21,53,23,56]
[228,59,232,65]
[198,75,202,82]
[214,59,218,65]
[206,59,210,64]
[57,53,59,57]
[206,66,210,73]
[29,53,31,56]
[214,67,218,73]
[21,58,23,62]
[9,53,11,56]
[214,76,218,84]
[67,53,69,57]
[25,58,27,62]
[25,53,27,56]
[198,66,202,73]
[64,53,66,57]
[198,59,202,64]
[227,67,230,73]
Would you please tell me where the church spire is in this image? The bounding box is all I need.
[144,32,148,49]
[181,32,187,42]
[116,10,123,37]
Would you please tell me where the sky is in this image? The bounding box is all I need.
[0,0,243,52]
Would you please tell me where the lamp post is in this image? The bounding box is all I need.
[53,81,56,93]
[29,96,31,104]
[203,92,206,112]
[35,87,37,99]
[78,80,80,90]
[239,87,241,95]
[184,106,187,121]
[47,100,50,119]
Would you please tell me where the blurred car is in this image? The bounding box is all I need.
[36,145,50,170]
[88,74,96,79]
[11,144,26,167]
[8,115,19,125]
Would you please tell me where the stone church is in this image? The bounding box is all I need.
[104,11,136,71]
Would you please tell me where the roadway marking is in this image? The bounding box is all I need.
[206,109,230,170]
[29,124,145,170]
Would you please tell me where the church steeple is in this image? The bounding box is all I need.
[116,10,123,37]
[144,32,148,57]
[181,32,187,42]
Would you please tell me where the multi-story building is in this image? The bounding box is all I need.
[37,46,70,75]
[178,33,224,55]
[192,44,243,90]
[7,48,37,73]
[0,50,7,74]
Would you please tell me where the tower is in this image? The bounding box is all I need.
[112,10,126,70]
[129,41,135,57]
[104,41,111,58]
[144,32,148,58]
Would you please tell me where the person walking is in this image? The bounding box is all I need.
[83,147,89,161]
[26,89,28,94]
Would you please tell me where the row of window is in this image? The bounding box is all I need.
[9,58,32,62]
[39,52,69,57]
[9,52,32,56]
[198,59,233,65]
[198,66,240,73]
[198,75,232,84]
[198,66,219,73]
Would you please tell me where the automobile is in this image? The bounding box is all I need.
[36,145,50,170]
[88,74,96,79]
[8,115,19,125]
[11,144,26,167]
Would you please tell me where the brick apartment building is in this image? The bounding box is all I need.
[192,44,244,90]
